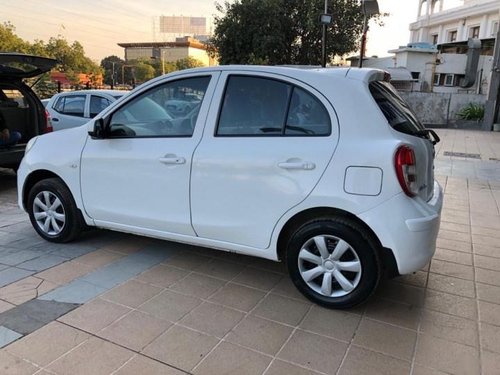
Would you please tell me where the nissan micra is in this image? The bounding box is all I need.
[17,66,443,309]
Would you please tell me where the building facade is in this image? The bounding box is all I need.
[118,37,216,66]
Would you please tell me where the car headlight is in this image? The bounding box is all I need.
[25,136,38,155]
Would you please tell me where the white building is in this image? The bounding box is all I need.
[357,0,499,93]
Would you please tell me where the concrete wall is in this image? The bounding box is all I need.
[400,91,487,125]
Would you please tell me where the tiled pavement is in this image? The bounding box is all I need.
[0,129,499,374]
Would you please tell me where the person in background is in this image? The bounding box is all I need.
[0,112,22,147]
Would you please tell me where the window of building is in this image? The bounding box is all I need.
[492,21,499,37]
[216,76,331,137]
[469,26,480,39]
[448,30,457,42]
[411,72,420,80]
[431,34,439,45]
[433,74,440,86]
[444,74,454,86]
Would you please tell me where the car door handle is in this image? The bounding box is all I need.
[159,156,186,165]
[51,117,59,122]
[278,161,316,170]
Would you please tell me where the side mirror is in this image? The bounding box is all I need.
[88,118,105,139]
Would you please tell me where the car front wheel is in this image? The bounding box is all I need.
[286,217,380,309]
[27,178,82,243]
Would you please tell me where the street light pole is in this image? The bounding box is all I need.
[358,0,379,69]
[111,62,115,89]
[320,0,332,68]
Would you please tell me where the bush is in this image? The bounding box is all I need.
[457,103,484,121]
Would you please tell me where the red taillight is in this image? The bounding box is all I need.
[44,109,53,133]
[395,145,418,197]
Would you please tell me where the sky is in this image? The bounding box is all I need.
[1,0,465,63]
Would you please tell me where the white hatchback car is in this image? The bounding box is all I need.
[45,90,128,131]
[17,66,443,308]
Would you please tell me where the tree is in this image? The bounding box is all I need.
[209,0,370,65]
[133,61,155,83]
[175,57,205,70]
[0,22,31,53]
[101,55,124,86]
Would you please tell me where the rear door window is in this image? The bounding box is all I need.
[53,95,86,117]
[217,75,331,136]
[90,95,111,118]
[369,81,425,135]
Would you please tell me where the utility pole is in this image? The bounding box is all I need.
[320,1,332,68]
[358,0,379,68]
[111,62,115,89]
[483,29,500,131]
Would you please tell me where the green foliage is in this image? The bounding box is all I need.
[101,55,127,86]
[0,22,101,76]
[208,0,373,65]
[31,74,58,99]
[133,61,156,83]
[457,103,485,121]
[175,57,205,70]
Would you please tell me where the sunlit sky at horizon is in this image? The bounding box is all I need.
[1,0,465,63]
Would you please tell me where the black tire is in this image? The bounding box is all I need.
[27,178,83,243]
[286,217,381,309]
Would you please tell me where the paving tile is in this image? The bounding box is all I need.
[0,268,35,288]
[0,299,78,335]
[164,251,213,270]
[73,249,124,268]
[248,257,287,274]
[375,280,425,306]
[265,360,321,375]
[480,322,500,354]
[101,280,162,308]
[299,305,360,341]
[139,289,201,322]
[419,309,478,347]
[17,254,67,272]
[142,325,218,372]
[471,225,500,239]
[0,300,14,314]
[363,297,421,330]
[99,237,150,255]
[38,279,107,304]
[35,261,94,286]
[252,293,310,326]
[482,350,500,375]
[180,302,244,338]
[476,267,500,287]
[0,250,41,266]
[474,254,500,271]
[208,283,266,312]
[47,336,134,375]
[134,264,187,287]
[193,341,271,375]
[98,310,171,351]
[476,282,500,304]
[271,277,311,301]
[396,271,428,288]
[226,315,293,355]
[430,259,474,280]
[415,334,480,375]
[472,233,500,248]
[278,330,348,374]
[0,277,56,305]
[58,298,131,334]
[412,365,449,375]
[427,273,475,298]
[473,243,500,258]
[440,221,470,234]
[424,289,477,320]
[232,266,283,291]
[338,346,410,375]
[440,211,470,226]
[479,300,500,326]
[114,354,185,375]
[0,349,38,374]
[0,326,22,348]
[194,258,245,280]
[5,321,89,366]
[437,229,471,243]
[169,273,225,298]
[352,318,416,361]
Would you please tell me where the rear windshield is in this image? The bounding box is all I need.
[369,81,425,135]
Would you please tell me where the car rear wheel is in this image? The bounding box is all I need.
[286,217,380,309]
[27,178,82,243]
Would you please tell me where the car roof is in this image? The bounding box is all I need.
[52,90,128,97]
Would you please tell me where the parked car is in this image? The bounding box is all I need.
[45,90,128,131]
[0,53,57,170]
[41,98,50,107]
[17,66,443,309]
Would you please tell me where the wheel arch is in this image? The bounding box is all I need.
[22,169,62,210]
[276,206,398,277]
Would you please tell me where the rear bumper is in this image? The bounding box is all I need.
[359,180,443,275]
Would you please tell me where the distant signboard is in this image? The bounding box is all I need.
[159,16,207,34]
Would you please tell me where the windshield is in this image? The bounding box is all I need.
[369,81,425,135]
